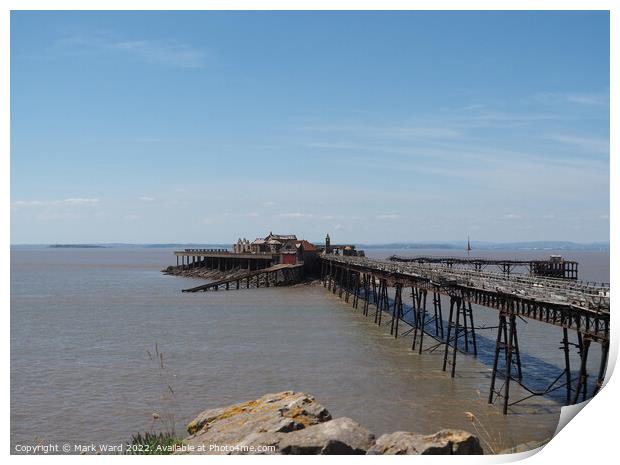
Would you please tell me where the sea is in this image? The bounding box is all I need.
[10,246,610,453]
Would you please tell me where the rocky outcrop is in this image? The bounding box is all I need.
[278,417,375,454]
[181,391,483,455]
[367,430,483,455]
[185,391,331,449]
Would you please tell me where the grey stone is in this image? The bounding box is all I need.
[179,392,482,456]
[278,417,376,455]
[367,429,483,455]
[182,391,331,454]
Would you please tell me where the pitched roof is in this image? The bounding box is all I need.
[295,239,317,252]
[267,233,297,241]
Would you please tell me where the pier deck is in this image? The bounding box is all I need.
[182,263,303,292]
[389,255,580,280]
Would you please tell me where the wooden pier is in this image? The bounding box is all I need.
[389,255,580,279]
[182,263,303,292]
[174,249,277,272]
[319,254,609,414]
[166,239,610,416]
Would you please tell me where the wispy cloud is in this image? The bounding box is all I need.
[546,134,609,154]
[279,212,309,219]
[278,212,341,221]
[107,39,206,68]
[532,91,609,107]
[301,124,462,139]
[139,196,156,202]
[63,198,100,204]
[376,214,401,220]
[12,197,100,208]
[54,32,207,68]
[223,212,260,218]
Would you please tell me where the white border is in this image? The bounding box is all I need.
[2,1,616,464]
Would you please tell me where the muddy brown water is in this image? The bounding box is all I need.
[10,247,609,453]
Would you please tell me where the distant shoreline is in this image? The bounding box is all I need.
[48,244,106,249]
[10,241,609,251]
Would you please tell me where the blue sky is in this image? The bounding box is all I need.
[10,11,609,244]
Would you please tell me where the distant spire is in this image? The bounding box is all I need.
[467,235,472,256]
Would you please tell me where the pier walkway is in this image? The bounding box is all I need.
[389,255,580,280]
[182,263,303,292]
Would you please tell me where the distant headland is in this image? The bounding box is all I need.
[48,244,106,249]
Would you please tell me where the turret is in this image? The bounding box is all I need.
[325,233,331,254]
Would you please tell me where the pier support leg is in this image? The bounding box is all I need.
[562,326,572,404]
[488,312,507,405]
[374,280,381,324]
[573,335,591,404]
[352,273,360,309]
[461,298,469,353]
[503,314,516,414]
[412,289,428,353]
[417,290,427,353]
[512,314,522,380]
[433,291,444,339]
[391,284,403,337]
[487,312,519,414]
[468,301,477,356]
[442,297,456,372]
[593,340,609,396]
[363,275,370,316]
[451,297,461,378]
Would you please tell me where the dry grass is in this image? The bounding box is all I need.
[464,411,505,454]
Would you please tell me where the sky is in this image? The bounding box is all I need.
[10,11,610,244]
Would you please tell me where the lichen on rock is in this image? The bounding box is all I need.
[180,391,483,455]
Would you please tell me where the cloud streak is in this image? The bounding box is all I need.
[54,32,207,68]
[532,91,609,107]
[546,134,609,154]
[107,39,206,68]
[12,198,100,208]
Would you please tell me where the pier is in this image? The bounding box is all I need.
[174,249,276,272]
[182,263,304,292]
[166,233,610,415]
[389,255,580,279]
[319,254,609,415]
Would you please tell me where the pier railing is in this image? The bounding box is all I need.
[183,248,229,253]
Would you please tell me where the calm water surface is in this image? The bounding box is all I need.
[10,247,610,452]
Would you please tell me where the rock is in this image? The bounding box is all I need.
[183,391,332,454]
[367,429,483,455]
[278,417,375,455]
[180,392,482,455]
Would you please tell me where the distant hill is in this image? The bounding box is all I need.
[11,240,609,251]
[359,241,609,251]
[48,244,106,248]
